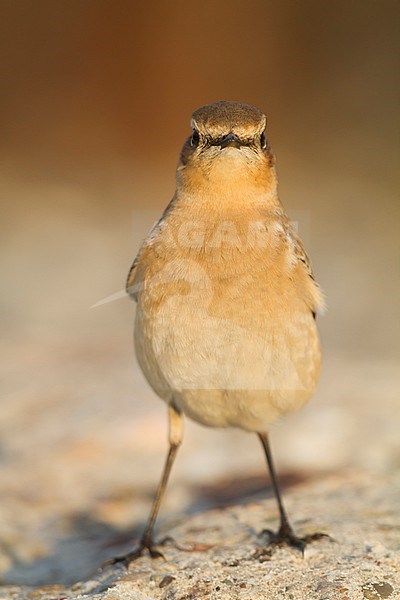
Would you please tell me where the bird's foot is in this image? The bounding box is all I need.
[159,535,214,553]
[101,536,165,569]
[254,523,330,559]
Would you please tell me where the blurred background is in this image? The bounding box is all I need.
[0,0,399,586]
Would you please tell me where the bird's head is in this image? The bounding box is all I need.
[177,101,276,197]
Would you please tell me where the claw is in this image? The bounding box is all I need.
[101,539,165,569]
[257,525,331,557]
[148,546,165,560]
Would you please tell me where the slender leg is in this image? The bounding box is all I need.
[258,432,327,552]
[104,405,183,567]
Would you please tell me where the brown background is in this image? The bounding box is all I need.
[0,0,399,585]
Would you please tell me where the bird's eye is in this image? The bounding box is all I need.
[191,129,200,147]
[260,131,267,149]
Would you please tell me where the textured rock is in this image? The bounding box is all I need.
[0,470,398,600]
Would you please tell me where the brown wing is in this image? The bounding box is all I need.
[126,251,141,301]
[126,197,177,302]
[289,226,326,317]
[292,231,316,282]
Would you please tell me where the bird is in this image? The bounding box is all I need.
[113,100,326,565]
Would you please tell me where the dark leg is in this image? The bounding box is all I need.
[103,405,183,567]
[258,433,327,552]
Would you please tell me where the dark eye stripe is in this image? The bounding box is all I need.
[191,130,200,147]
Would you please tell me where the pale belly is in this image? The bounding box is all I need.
[134,284,321,432]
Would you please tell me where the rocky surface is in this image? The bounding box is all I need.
[0,469,398,600]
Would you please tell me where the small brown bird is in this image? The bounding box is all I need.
[115,101,326,564]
